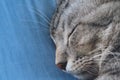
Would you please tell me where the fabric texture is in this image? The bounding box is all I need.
[0,0,77,80]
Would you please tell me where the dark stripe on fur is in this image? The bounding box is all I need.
[111,32,120,52]
[50,0,66,30]
[62,21,65,31]
[50,0,70,37]
[103,67,120,75]
[55,0,69,29]
[67,15,76,26]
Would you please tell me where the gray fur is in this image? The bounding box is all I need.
[50,0,120,80]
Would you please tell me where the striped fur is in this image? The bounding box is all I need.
[50,0,120,80]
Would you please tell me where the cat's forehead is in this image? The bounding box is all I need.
[51,0,120,41]
[51,0,97,31]
[52,0,103,30]
[52,0,119,30]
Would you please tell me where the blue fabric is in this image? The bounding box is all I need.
[0,0,77,80]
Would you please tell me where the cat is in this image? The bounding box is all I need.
[50,0,120,80]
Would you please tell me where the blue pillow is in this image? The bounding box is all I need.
[0,0,77,80]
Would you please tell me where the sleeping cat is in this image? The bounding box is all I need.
[50,0,120,80]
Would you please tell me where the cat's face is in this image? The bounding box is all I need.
[51,23,102,80]
[51,25,99,79]
[50,0,120,80]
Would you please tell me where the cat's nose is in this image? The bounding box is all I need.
[56,62,67,70]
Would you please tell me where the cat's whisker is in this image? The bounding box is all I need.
[28,7,51,25]
[21,20,49,30]
[89,67,99,75]
[18,5,51,25]
[33,10,51,24]
[34,8,50,21]
[83,68,97,75]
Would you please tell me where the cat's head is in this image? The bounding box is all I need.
[50,0,120,80]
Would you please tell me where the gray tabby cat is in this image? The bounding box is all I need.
[50,0,120,80]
